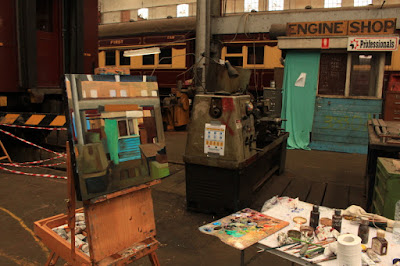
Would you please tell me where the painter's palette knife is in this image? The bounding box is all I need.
[199,208,289,250]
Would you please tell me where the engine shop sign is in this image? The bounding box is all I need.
[347,37,399,51]
[287,18,396,37]
[204,123,226,156]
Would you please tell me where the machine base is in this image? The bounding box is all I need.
[185,133,288,215]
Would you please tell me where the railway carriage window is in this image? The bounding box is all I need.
[225,57,243,67]
[159,48,172,65]
[105,51,116,66]
[119,51,130,66]
[143,54,155,65]
[36,0,53,32]
[177,4,189,17]
[247,46,264,65]
[226,46,243,54]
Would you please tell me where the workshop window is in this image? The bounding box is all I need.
[247,45,264,65]
[177,4,189,17]
[119,51,130,66]
[349,54,380,96]
[269,0,284,11]
[143,54,155,65]
[138,8,149,20]
[105,50,116,66]
[318,53,347,96]
[159,47,172,65]
[324,0,342,8]
[244,0,259,12]
[354,0,372,6]
[223,45,244,67]
[225,57,243,67]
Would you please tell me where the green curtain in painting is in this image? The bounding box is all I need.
[281,51,320,150]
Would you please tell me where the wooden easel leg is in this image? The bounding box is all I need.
[45,251,59,266]
[0,140,11,162]
[148,252,160,266]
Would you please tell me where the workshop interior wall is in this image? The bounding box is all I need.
[310,97,382,154]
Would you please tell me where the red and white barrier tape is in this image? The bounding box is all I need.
[0,124,67,131]
[0,165,67,180]
[17,154,65,165]
[0,161,65,168]
[0,128,65,156]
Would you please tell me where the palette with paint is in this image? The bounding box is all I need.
[199,208,289,250]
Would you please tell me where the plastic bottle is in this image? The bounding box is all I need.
[393,200,400,244]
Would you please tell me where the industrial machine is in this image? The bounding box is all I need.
[183,64,289,215]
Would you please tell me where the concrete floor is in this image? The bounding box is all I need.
[0,131,367,265]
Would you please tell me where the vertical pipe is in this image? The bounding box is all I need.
[195,0,207,93]
[70,74,85,145]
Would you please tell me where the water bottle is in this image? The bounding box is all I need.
[394,200,400,244]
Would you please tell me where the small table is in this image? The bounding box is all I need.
[258,198,400,265]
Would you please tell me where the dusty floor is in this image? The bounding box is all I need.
[0,131,367,265]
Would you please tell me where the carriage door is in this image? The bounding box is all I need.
[36,0,62,87]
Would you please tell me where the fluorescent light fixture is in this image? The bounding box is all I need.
[123,47,161,57]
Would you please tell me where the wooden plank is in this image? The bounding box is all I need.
[104,104,139,112]
[322,183,350,209]
[281,178,312,201]
[306,182,327,206]
[348,186,366,209]
[85,187,157,262]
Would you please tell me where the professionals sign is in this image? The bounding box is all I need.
[287,18,396,37]
[347,37,399,51]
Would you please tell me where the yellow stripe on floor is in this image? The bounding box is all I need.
[25,115,46,125]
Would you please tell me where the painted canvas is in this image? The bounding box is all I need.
[199,208,289,250]
[65,74,169,200]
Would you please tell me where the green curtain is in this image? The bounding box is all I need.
[281,51,320,150]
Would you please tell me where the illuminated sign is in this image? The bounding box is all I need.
[287,18,396,37]
[347,37,399,51]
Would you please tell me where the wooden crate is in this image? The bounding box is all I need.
[372,157,400,219]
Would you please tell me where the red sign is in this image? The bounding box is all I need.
[321,38,330,49]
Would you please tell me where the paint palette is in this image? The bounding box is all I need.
[199,208,289,250]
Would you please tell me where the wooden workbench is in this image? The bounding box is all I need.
[366,120,400,210]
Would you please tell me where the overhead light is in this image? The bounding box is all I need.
[123,47,161,57]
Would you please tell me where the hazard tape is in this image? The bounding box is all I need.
[0,128,65,156]
[0,165,67,180]
[0,161,65,168]
[0,112,66,127]
[17,155,65,165]
[0,124,67,131]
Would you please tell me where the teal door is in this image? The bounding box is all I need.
[281,51,320,150]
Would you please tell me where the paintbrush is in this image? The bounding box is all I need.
[290,237,324,248]
[282,242,302,251]
[292,239,333,250]
[311,255,337,264]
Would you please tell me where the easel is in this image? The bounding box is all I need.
[0,140,11,162]
[35,143,161,265]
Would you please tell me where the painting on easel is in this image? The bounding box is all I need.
[65,74,169,200]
